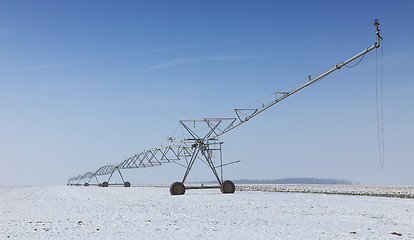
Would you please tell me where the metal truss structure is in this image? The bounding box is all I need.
[68,20,382,195]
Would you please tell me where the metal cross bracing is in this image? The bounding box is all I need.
[68,141,230,192]
[68,20,382,195]
[119,142,228,186]
[67,165,120,186]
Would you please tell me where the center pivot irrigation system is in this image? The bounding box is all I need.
[68,20,383,195]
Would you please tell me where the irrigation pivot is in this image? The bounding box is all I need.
[68,20,382,195]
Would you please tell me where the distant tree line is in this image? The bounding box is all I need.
[192,178,352,185]
[234,178,352,185]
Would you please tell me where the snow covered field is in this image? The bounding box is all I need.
[1,185,414,239]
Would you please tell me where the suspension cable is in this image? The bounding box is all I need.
[381,40,385,167]
[376,41,385,168]
[344,47,369,68]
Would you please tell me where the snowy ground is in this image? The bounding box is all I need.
[1,185,413,239]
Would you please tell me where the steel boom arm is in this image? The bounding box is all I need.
[204,41,380,141]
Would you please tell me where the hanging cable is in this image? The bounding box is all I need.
[375,40,385,168]
[380,40,385,167]
[344,47,369,68]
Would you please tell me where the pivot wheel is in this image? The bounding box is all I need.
[84,183,89,187]
[170,182,185,195]
[124,181,131,187]
[102,181,109,187]
[220,180,235,194]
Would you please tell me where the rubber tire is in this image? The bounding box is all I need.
[220,180,235,194]
[84,183,89,187]
[170,182,185,195]
[124,181,131,187]
[102,181,109,187]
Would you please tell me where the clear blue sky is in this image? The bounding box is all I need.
[1,1,413,185]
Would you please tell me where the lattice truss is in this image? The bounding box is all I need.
[67,142,226,186]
